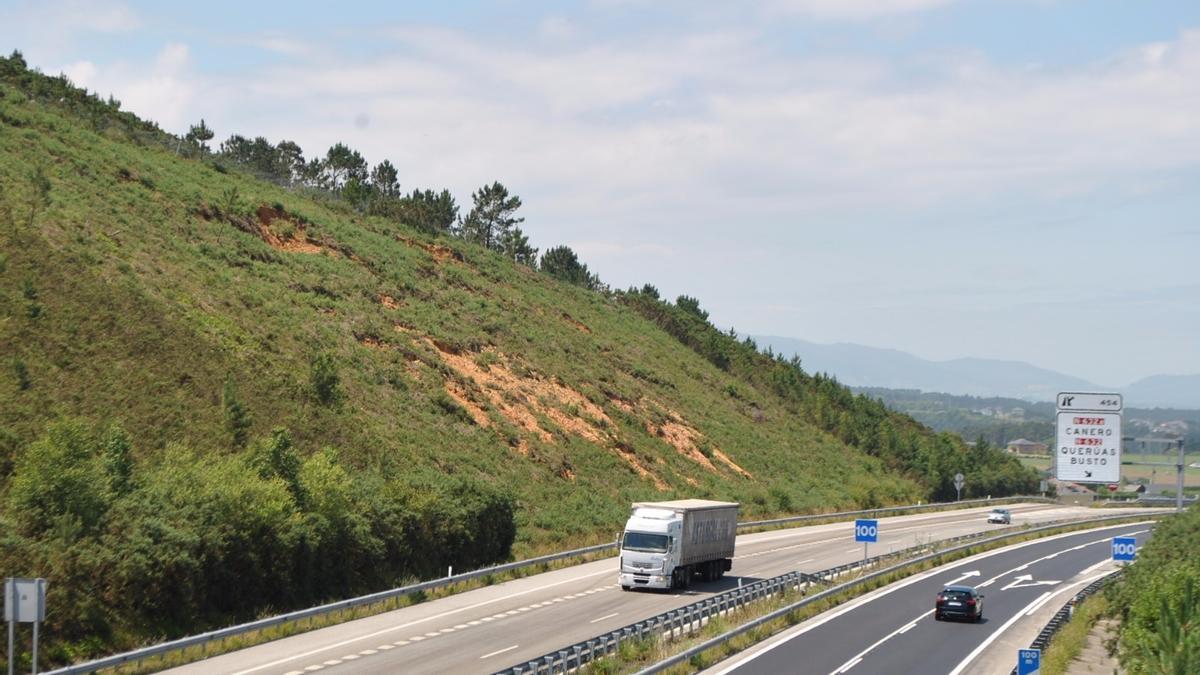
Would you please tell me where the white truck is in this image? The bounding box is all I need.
[618,499,738,591]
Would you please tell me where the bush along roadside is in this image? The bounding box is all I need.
[1105,503,1200,675]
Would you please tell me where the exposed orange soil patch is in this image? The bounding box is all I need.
[561,312,591,333]
[650,413,753,478]
[614,442,669,490]
[418,339,668,487]
[357,335,389,350]
[445,380,492,428]
[255,205,324,254]
[398,237,464,264]
[379,294,402,309]
[655,421,719,472]
[607,395,636,414]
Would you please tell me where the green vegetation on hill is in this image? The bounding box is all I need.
[0,51,1034,666]
[1107,505,1200,673]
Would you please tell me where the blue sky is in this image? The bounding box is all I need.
[2,0,1198,386]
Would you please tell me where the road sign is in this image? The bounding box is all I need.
[3,578,45,623]
[1055,411,1122,483]
[1017,648,1041,675]
[1057,392,1122,412]
[1112,537,1137,562]
[854,519,878,543]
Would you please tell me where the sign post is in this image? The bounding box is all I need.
[5,577,47,675]
[953,472,965,501]
[854,519,878,564]
[1017,648,1041,675]
[1055,392,1123,484]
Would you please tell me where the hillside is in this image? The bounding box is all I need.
[0,52,1034,665]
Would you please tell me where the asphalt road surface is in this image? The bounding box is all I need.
[706,522,1153,675]
[163,504,1160,675]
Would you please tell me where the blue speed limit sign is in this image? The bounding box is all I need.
[1112,537,1137,561]
[854,519,878,543]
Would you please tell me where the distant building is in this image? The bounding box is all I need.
[1006,438,1049,455]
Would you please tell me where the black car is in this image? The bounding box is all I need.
[935,585,984,622]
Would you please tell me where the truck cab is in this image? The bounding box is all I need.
[618,507,683,590]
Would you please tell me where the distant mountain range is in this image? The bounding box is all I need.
[753,336,1200,409]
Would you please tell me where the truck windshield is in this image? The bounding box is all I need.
[623,532,669,552]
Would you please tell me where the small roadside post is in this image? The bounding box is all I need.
[954,472,965,501]
[854,519,878,565]
[5,577,47,675]
[1017,647,1041,675]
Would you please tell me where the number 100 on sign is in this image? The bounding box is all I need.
[854,519,878,543]
[1112,537,1136,561]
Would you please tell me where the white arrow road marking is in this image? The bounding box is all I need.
[827,609,933,675]
[943,570,981,586]
[948,571,1118,675]
[1001,575,1061,591]
[977,530,1140,589]
[480,645,519,659]
[713,522,1159,675]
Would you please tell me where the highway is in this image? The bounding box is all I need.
[707,522,1153,675]
[163,503,1158,675]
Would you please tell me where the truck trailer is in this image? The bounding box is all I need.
[617,499,738,591]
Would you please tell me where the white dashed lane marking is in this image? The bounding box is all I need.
[289,584,614,673]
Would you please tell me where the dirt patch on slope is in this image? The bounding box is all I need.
[253,205,324,253]
[398,236,464,264]
[379,294,402,309]
[419,339,667,488]
[445,380,492,428]
[561,312,591,333]
[650,411,753,478]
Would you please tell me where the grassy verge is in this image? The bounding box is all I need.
[1039,594,1111,675]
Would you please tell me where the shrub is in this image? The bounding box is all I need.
[310,352,341,405]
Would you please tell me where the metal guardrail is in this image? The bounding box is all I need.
[44,540,619,674]
[738,495,1048,531]
[493,512,1134,675]
[43,495,1044,674]
[1007,570,1123,675]
[617,514,1157,675]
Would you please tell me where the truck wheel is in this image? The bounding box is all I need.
[621,585,631,592]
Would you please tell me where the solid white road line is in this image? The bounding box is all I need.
[590,613,620,623]
[480,645,519,659]
[711,521,1157,675]
[948,571,1117,675]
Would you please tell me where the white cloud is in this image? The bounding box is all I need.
[768,0,956,20]
[244,33,314,57]
[538,16,577,41]
[55,43,201,132]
